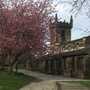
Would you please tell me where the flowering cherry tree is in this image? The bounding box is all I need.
[0,0,54,71]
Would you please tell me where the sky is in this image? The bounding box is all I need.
[54,0,90,40]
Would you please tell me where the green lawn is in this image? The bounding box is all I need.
[79,81,90,87]
[64,81,90,88]
[0,71,40,90]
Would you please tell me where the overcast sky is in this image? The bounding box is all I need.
[54,0,90,40]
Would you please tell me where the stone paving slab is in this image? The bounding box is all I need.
[20,81,57,90]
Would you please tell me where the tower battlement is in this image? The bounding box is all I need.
[49,14,73,54]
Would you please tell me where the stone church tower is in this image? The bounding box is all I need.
[49,14,73,54]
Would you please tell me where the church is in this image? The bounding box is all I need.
[30,14,90,79]
[49,14,73,54]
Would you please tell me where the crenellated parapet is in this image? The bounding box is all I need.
[50,17,73,30]
[49,14,73,46]
[49,14,73,54]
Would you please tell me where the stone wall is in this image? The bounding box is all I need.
[29,36,90,79]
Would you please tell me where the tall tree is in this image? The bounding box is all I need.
[0,0,54,70]
[71,0,90,16]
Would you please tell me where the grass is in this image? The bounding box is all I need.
[0,70,41,90]
[79,81,90,87]
[64,81,90,88]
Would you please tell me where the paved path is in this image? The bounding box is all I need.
[18,69,89,90]
[18,69,82,81]
[20,81,89,90]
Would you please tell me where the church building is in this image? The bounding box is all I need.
[30,14,90,79]
[49,14,73,54]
